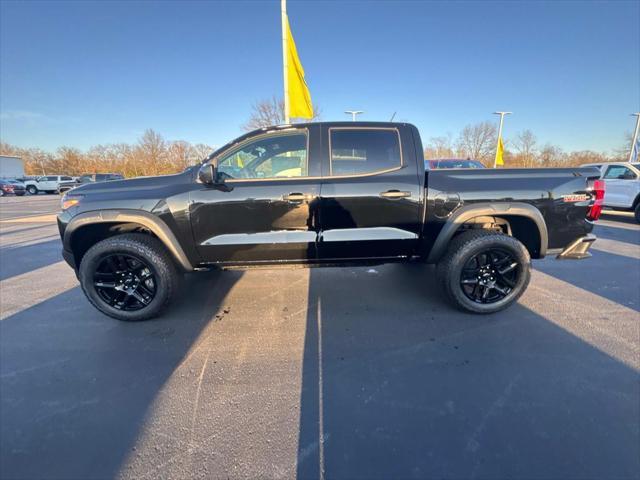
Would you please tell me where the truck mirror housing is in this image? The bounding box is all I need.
[198,163,219,185]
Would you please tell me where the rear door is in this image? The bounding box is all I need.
[190,126,322,264]
[317,126,422,260]
[602,164,637,207]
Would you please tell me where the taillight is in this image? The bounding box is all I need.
[587,179,605,221]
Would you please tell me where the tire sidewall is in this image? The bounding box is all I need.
[447,236,531,314]
[27,186,37,195]
[79,238,172,321]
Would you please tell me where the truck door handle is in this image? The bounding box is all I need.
[283,192,308,202]
[380,190,411,199]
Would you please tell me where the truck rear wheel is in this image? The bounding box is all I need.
[78,233,179,321]
[436,230,531,314]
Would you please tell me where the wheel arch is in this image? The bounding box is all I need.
[64,210,193,272]
[426,202,548,263]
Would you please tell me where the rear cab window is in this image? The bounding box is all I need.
[329,128,402,176]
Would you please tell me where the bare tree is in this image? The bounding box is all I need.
[192,143,214,162]
[167,141,193,171]
[513,130,538,168]
[456,122,497,162]
[538,143,564,167]
[242,96,320,131]
[136,129,167,176]
[612,131,633,161]
[424,134,455,159]
[1,125,624,179]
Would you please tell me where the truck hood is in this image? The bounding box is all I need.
[71,171,191,195]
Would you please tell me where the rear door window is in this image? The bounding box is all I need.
[604,165,636,180]
[329,129,401,176]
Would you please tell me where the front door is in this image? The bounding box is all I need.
[190,128,321,264]
[317,127,423,260]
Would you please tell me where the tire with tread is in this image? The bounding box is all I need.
[436,229,531,314]
[79,233,179,321]
[634,203,640,223]
[26,185,37,195]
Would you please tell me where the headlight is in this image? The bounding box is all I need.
[61,193,82,210]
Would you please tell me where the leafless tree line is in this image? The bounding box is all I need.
[0,130,213,177]
[424,121,630,167]
[1,113,630,178]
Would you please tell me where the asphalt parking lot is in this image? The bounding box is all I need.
[1,194,639,480]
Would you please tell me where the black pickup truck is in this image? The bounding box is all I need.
[57,122,604,321]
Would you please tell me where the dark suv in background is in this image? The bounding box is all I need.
[79,173,124,184]
[59,173,125,193]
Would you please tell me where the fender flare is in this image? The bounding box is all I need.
[64,209,194,272]
[426,202,548,263]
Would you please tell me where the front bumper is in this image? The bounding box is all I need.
[62,248,76,270]
[556,234,596,260]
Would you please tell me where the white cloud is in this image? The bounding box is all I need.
[0,110,47,121]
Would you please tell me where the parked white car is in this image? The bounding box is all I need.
[581,162,640,222]
[23,175,76,195]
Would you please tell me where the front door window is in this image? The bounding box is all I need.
[217,132,308,180]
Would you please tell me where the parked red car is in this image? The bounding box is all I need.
[0,179,26,196]
[426,158,486,169]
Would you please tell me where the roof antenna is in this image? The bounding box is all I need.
[390,112,397,122]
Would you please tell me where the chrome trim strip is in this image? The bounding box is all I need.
[320,227,418,242]
[202,230,317,246]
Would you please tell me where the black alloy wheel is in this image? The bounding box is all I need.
[460,248,520,304]
[93,253,157,311]
[436,230,531,314]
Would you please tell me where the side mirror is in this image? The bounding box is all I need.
[198,163,218,185]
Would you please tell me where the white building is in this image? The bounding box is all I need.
[0,155,25,178]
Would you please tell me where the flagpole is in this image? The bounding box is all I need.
[628,113,640,162]
[493,111,511,168]
[281,0,290,124]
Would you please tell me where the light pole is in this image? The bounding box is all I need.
[281,0,289,124]
[493,111,512,168]
[345,110,364,121]
[628,113,640,162]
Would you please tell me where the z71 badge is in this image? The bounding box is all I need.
[563,194,590,202]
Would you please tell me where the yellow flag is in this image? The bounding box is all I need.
[285,15,313,119]
[495,136,504,166]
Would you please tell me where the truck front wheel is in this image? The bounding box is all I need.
[436,230,531,314]
[78,233,179,321]
[26,185,38,195]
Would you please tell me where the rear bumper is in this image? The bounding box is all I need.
[556,234,596,260]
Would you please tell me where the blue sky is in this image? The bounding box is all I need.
[1,0,638,152]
